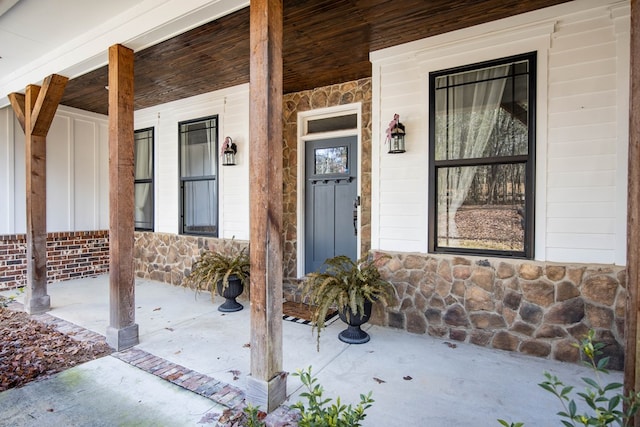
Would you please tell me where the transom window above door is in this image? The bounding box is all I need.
[428,52,536,258]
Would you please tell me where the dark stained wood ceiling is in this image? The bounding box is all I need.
[60,0,570,115]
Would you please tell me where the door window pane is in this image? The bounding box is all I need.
[314,146,348,175]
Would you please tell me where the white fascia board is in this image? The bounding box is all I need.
[0,0,249,107]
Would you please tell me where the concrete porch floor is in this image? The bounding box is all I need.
[0,275,623,426]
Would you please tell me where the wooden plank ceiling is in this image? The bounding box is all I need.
[60,0,569,115]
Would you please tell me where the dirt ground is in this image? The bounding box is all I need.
[0,303,112,392]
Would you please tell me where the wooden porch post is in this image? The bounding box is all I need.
[627,1,640,425]
[247,0,286,412]
[8,74,68,315]
[105,44,139,351]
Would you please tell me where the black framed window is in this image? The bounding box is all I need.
[179,116,218,236]
[134,127,154,231]
[428,52,536,258]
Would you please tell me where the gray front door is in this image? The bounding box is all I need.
[305,136,358,273]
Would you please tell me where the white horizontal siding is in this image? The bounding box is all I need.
[547,154,616,172]
[371,0,629,265]
[547,139,616,157]
[547,187,615,203]
[546,247,615,264]
[546,2,626,265]
[135,83,250,239]
[547,217,615,234]
[547,170,615,187]
[549,75,616,98]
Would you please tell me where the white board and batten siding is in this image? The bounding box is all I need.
[134,83,250,239]
[370,0,630,265]
[0,107,19,234]
[0,105,109,235]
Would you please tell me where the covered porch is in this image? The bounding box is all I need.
[0,275,618,426]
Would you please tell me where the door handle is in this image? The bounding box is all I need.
[353,197,359,236]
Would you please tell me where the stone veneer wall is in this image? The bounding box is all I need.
[370,251,626,369]
[282,78,372,283]
[0,231,110,291]
[134,232,249,287]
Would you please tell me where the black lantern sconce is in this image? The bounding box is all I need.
[221,136,237,166]
[386,113,406,154]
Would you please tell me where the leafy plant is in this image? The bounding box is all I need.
[182,245,250,302]
[498,330,640,427]
[299,254,395,350]
[0,287,24,308]
[291,366,374,427]
[242,404,266,427]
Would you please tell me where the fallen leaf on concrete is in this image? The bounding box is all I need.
[198,411,220,424]
[403,376,413,381]
[165,327,174,331]
[444,341,457,349]
[228,369,241,380]
[243,343,250,348]
[373,377,386,384]
[153,307,161,311]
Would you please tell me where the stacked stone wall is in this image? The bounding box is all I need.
[371,251,626,369]
[282,78,372,283]
[133,232,249,287]
[0,231,110,291]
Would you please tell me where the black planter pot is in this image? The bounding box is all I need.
[338,300,372,344]
[216,275,244,312]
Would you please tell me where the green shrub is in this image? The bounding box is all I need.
[242,404,266,427]
[291,366,374,427]
[0,287,23,308]
[499,330,640,426]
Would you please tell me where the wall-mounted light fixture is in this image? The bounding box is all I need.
[221,136,237,166]
[386,113,406,154]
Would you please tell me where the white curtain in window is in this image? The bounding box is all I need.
[134,135,151,227]
[439,65,509,241]
[186,124,214,229]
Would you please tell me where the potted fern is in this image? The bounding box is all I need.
[299,254,395,350]
[182,246,250,312]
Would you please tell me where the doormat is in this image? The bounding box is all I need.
[282,301,338,326]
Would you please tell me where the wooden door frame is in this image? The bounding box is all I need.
[296,103,362,276]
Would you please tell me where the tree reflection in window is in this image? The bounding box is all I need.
[430,52,535,257]
[314,146,349,175]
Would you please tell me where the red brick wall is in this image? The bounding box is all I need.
[0,230,109,291]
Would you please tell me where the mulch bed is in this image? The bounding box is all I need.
[0,304,112,392]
